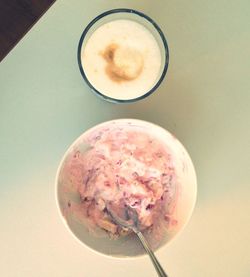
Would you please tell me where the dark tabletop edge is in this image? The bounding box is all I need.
[0,0,57,63]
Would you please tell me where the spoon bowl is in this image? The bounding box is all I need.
[56,119,197,257]
[107,203,168,277]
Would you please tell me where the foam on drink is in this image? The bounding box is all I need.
[81,19,162,100]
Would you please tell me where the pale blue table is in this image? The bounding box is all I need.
[1,1,250,276]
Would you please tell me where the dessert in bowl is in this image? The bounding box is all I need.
[56,119,197,257]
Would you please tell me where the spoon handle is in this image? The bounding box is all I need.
[136,231,168,277]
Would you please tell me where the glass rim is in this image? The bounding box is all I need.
[77,8,169,104]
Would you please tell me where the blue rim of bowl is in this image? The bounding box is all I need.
[77,8,169,104]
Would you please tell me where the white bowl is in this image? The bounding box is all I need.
[56,119,197,257]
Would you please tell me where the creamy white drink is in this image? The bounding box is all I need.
[81,19,163,101]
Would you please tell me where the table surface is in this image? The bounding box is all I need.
[1,0,250,276]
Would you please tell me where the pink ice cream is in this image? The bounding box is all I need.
[62,125,177,238]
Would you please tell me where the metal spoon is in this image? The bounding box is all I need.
[106,204,168,277]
